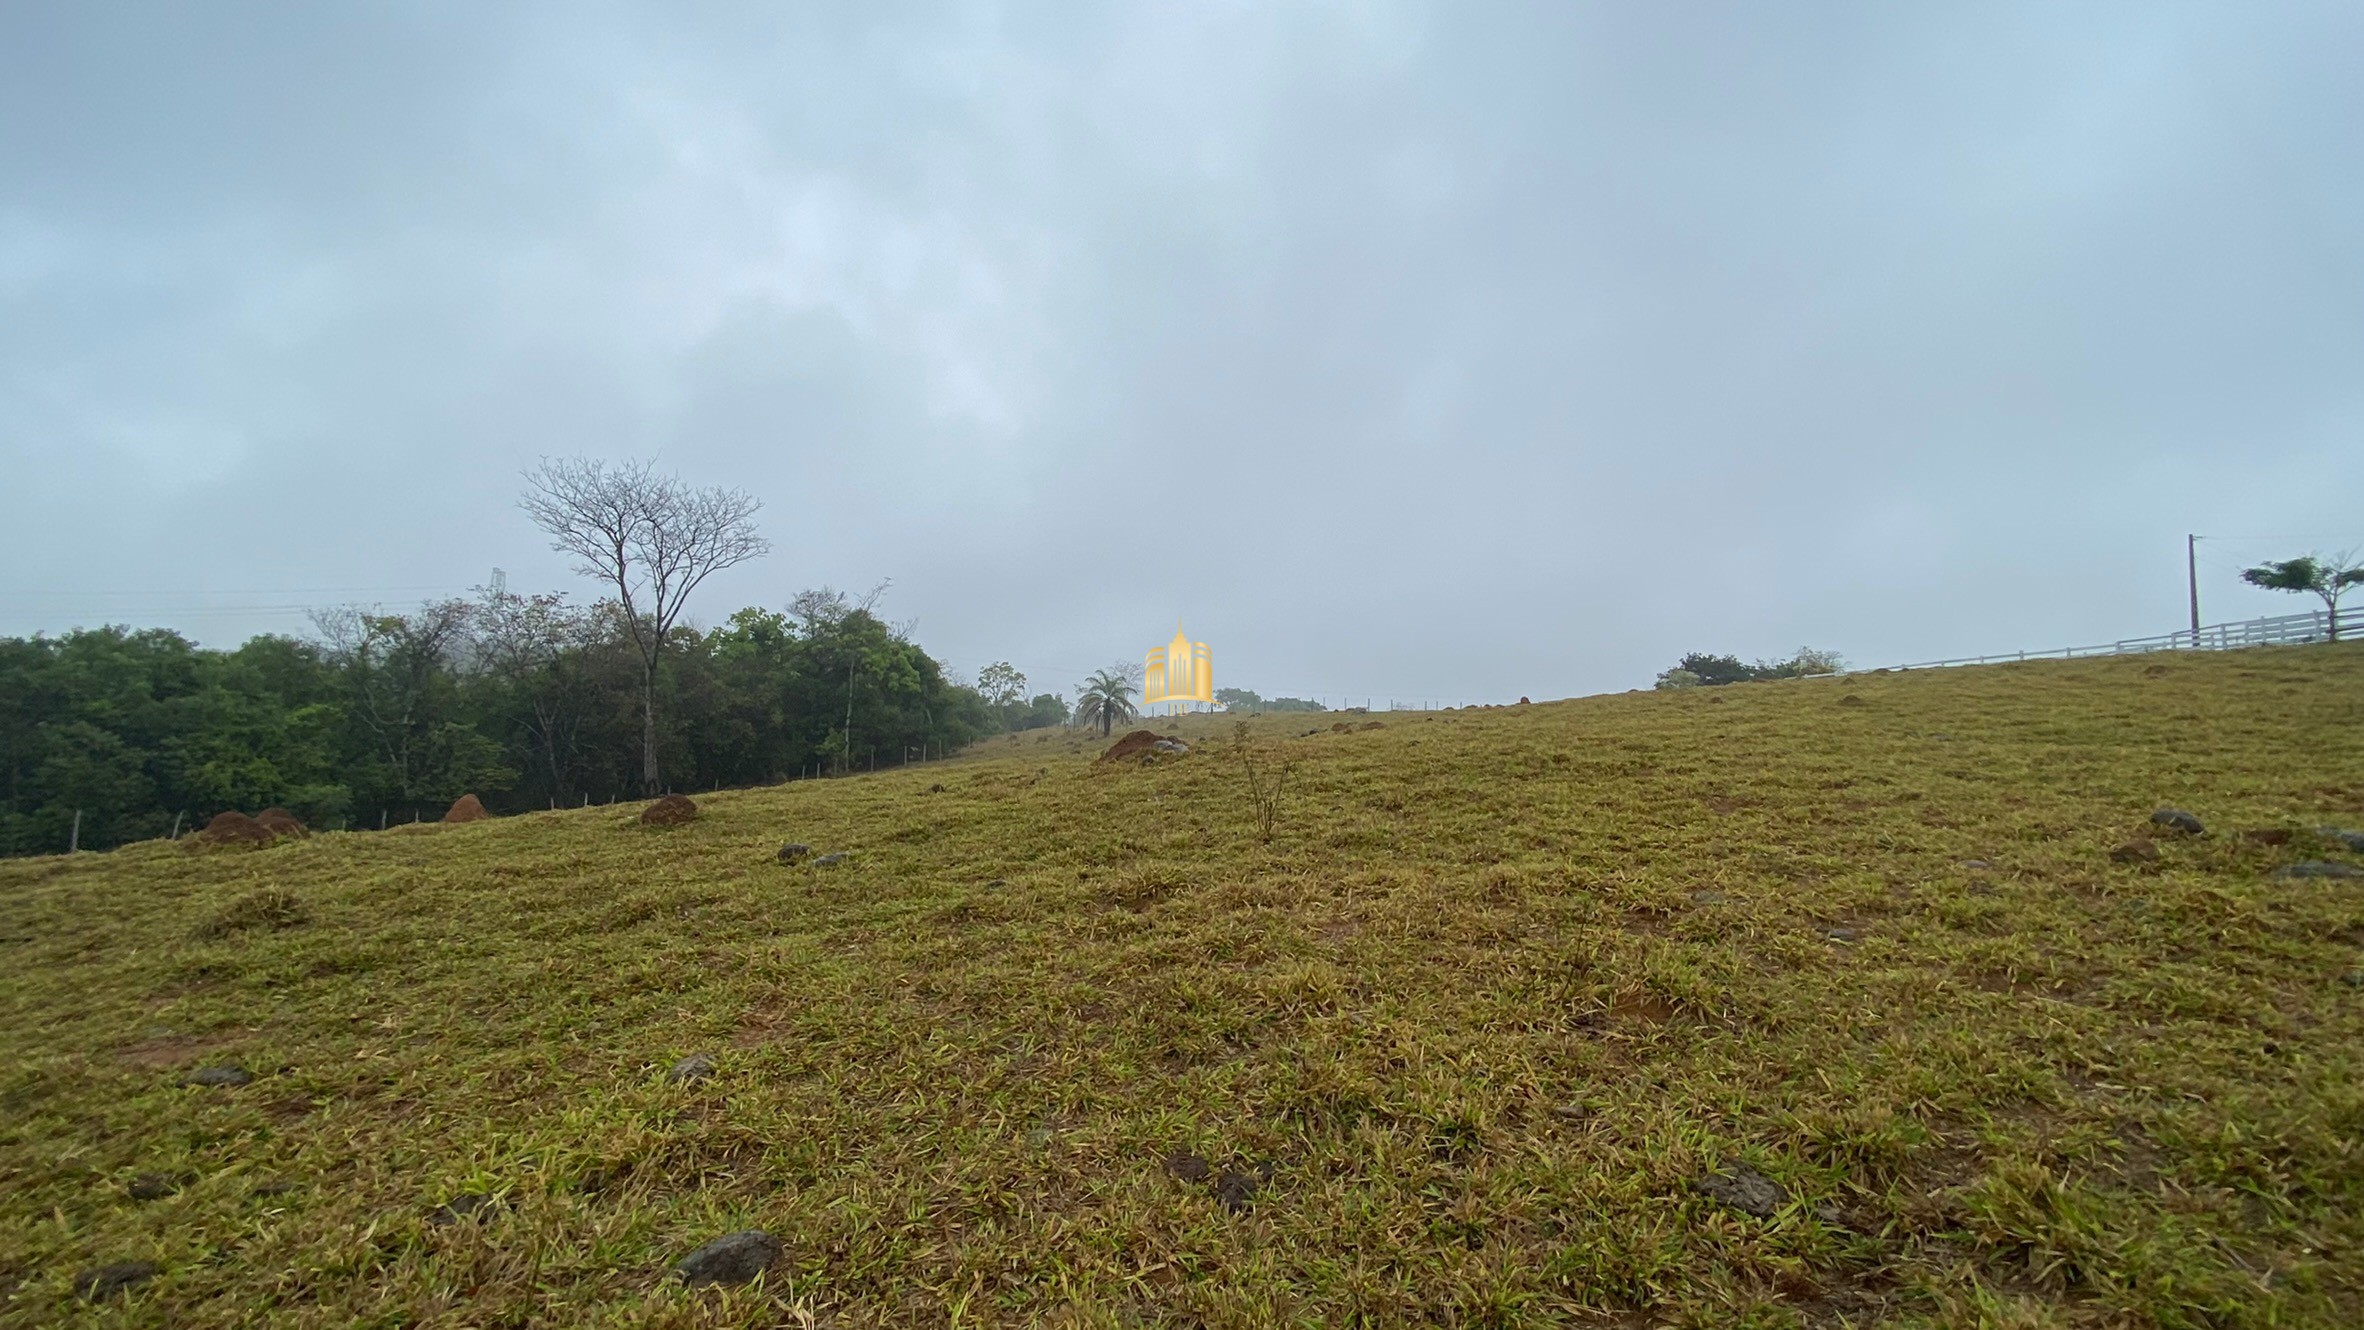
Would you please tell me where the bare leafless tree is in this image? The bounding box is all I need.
[520,457,769,794]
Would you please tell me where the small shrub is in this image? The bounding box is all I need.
[1234,723,1292,842]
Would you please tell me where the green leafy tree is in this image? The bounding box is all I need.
[2242,552,2364,642]
[1074,666,1139,738]
[1013,693,1069,731]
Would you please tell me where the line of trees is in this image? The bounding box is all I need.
[0,584,1038,857]
[1214,688,1326,713]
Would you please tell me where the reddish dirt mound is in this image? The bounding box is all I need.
[254,807,308,837]
[641,794,699,826]
[443,794,490,823]
[190,811,274,848]
[1098,730,1165,763]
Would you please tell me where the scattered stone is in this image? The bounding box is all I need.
[1518,696,1531,705]
[983,878,1007,889]
[1814,1203,1847,1226]
[811,852,849,867]
[2275,861,2363,880]
[1151,738,1191,754]
[1359,720,1385,730]
[180,1066,252,1088]
[1821,927,1857,942]
[675,1230,782,1287]
[427,1192,499,1226]
[73,1261,158,1301]
[126,1173,177,1201]
[1213,1168,1261,1213]
[775,842,811,864]
[251,1179,297,1197]
[1959,859,1993,870]
[640,794,699,826]
[1550,1103,1592,1123]
[1689,890,1727,905]
[669,1053,718,1083]
[2317,828,2364,853]
[1300,728,1322,737]
[2109,839,2159,864]
[1697,1166,1788,1219]
[1163,1151,1211,1183]
[253,807,309,837]
[442,793,490,823]
[2150,808,2206,836]
[1837,695,1866,707]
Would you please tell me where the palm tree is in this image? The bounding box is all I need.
[1074,666,1139,738]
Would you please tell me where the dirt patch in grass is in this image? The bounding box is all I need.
[115,1032,239,1070]
[187,810,275,848]
[1097,729,1164,763]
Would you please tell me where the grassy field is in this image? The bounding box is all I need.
[4,645,2362,1328]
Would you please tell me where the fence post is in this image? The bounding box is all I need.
[169,810,184,841]
[70,809,81,854]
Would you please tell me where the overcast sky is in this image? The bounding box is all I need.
[3,2,2359,702]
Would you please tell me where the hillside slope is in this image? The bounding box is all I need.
[4,647,2362,1328]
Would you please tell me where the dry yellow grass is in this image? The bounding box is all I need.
[3,645,2362,1327]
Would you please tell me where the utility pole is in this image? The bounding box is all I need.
[2187,534,2202,648]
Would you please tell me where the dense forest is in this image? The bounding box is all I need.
[0,585,1068,857]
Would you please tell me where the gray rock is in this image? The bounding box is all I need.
[2316,827,2364,853]
[180,1066,252,1088]
[73,1261,158,1300]
[1152,739,1191,754]
[1697,1166,1788,1218]
[1959,859,1993,870]
[1821,927,1857,942]
[810,852,848,867]
[126,1174,176,1201]
[775,842,811,863]
[669,1053,718,1083]
[1213,1168,1261,1213]
[1689,890,1727,905]
[676,1230,782,1287]
[2274,860,2363,880]
[2150,808,2206,836]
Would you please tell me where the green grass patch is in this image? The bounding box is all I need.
[3,646,2362,1326]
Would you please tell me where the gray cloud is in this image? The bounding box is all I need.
[4,1,2359,702]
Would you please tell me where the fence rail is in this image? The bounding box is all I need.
[1880,609,2345,672]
